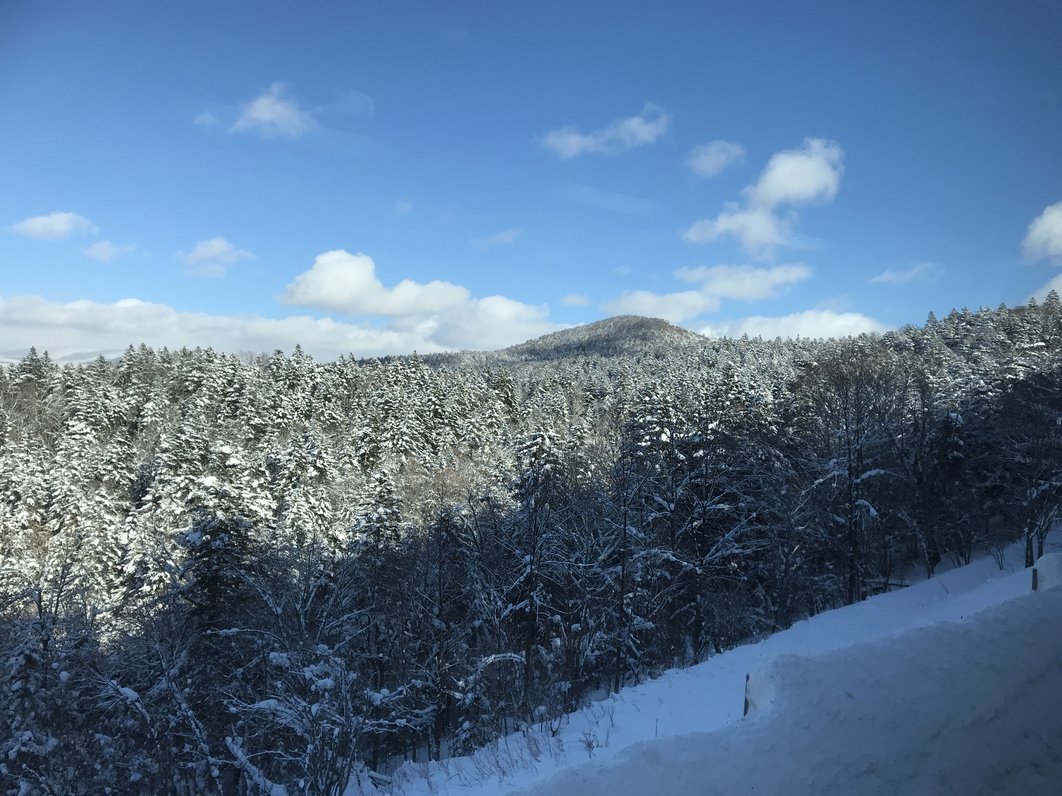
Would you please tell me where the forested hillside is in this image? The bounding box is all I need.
[2,299,1061,794]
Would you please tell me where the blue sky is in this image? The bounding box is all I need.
[2,0,1062,359]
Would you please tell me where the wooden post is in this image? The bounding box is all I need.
[743,672,750,717]
[1032,567,1039,592]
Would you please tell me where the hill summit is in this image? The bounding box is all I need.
[500,315,705,361]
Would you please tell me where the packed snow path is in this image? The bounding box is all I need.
[516,562,1062,796]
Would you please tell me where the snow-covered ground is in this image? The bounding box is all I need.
[383,542,1060,795]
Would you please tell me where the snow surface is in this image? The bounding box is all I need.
[384,543,1058,796]
[518,568,1062,795]
[1034,552,1062,591]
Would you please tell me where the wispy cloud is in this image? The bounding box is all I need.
[394,198,414,215]
[1023,201,1062,264]
[84,240,136,262]
[870,262,942,285]
[230,83,315,139]
[557,183,656,215]
[443,28,469,46]
[11,211,98,240]
[563,293,590,306]
[334,90,375,118]
[683,138,844,258]
[473,227,524,248]
[178,236,255,277]
[541,103,670,159]
[603,264,811,323]
[193,111,219,129]
[686,140,746,178]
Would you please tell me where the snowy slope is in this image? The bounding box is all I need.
[386,542,1053,796]
[518,563,1062,795]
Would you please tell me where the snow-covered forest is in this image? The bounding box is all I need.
[2,298,1061,794]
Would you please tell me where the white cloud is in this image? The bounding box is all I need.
[675,263,811,299]
[178,237,255,277]
[683,138,844,258]
[84,240,135,262]
[1031,273,1062,302]
[11,211,98,240]
[870,262,942,285]
[701,309,887,340]
[193,112,219,128]
[541,103,670,159]
[335,90,375,118]
[603,263,811,323]
[557,182,656,215]
[744,138,844,209]
[394,198,414,215]
[0,251,564,361]
[230,83,315,139]
[281,250,559,350]
[443,28,469,46]
[282,251,468,316]
[604,289,716,324]
[473,227,524,248]
[686,140,746,178]
[0,294,437,362]
[563,293,590,306]
[1023,201,1062,263]
[681,204,792,257]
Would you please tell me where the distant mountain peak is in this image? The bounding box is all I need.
[499,315,705,361]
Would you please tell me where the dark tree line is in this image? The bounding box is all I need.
[1,301,1060,793]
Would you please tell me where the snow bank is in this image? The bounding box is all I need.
[387,542,1047,796]
[1034,552,1062,591]
[515,586,1062,796]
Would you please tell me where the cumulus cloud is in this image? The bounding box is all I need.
[700,309,887,340]
[178,237,255,277]
[0,251,563,362]
[686,140,746,178]
[0,294,437,362]
[681,204,792,255]
[602,263,811,323]
[11,211,98,240]
[84,241,136,262]
[282,251,468,316]
[473,227,524,248]
[231,83,315,138]
[281,250,559,350]
[1023,201,1062,263]
[870,262,942,285]
[744,138,844,208]
[683,138,844,258]
[541,103,670,159]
